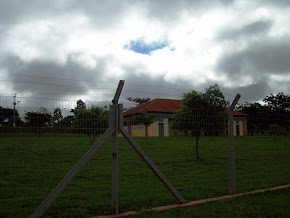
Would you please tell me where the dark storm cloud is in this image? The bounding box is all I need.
[217,20,273,41]
[1,53,225,103]
[0,54,117,99]
[216,35,290,80]
[0,52,196,103]
[221,81,272,103]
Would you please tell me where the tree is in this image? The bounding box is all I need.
[73,106,109,169]
[53,107,63,123]
[25,111,52,127]
[263,92,290,130]
[0,106,19,126]
[263,92,290,113]
[58,115,74,128]
[70,99,86,115]
[130,111,157,137]
[237,102,270,135]
[269,124,280,137]
[238,92,290,135]
[73,106,109,145]
[202,84,228,110]
[172,84,227,160]
[268,124,286,138]
[127,97,151,106]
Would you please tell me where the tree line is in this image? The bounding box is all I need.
[1,88,289,161]
[237,92,289,136]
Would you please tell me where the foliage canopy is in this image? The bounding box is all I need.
[25,111,52,127]
[73,106,109,145]
[172,84,227,159]
[126,97,151,106]
[0,106,19,126]
[238,92,290,135]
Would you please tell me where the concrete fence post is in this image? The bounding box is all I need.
[229,94,241,195]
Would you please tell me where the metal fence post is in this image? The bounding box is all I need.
[229,94,241,195]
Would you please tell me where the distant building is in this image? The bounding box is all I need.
[221,108,248,136]
[123,98,248,137]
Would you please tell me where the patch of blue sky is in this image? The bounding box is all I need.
[124,40,172,54]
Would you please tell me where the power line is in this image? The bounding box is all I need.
[0,79,117,91]
[1,77,263,101]
[0,90,264,107]
[0,72,193,92]
[0,89,174,102]
[2,72,285,101]
[0,85,262,103]
[0,79,185,97]
[0,72,118,85]
[0,89,114,96]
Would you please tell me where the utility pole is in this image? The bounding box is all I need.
[13,93,16,127]
[13,93,20,127]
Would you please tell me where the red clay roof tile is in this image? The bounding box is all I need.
[123,98,247,116]
[124,98,182,116]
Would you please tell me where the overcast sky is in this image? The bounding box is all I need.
[0,0,289,106]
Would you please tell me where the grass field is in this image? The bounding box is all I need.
[0,134,289,217]
[132,189,290,217]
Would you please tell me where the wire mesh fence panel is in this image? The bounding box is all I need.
[0,96,112,217]
[234,112,290,194]
[1,95,289,217]
[121,102,230,205]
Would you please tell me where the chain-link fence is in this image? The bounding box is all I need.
[0,95,289,217]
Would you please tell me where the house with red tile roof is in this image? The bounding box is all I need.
[123,98,248,137]
[124,98,182,116]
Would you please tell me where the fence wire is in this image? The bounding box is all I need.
[0,95,289,217]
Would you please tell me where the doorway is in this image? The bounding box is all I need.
[159,122,164,137]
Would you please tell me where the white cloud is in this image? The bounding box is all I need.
[0,0,289,103]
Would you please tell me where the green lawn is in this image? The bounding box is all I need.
[0,134,289,217]
[132,189,290,217]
